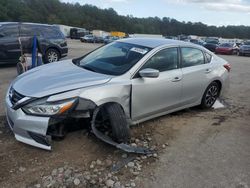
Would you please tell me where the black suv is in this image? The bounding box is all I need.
[0,22,68,64]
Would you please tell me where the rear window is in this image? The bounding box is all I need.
[41,26,64,39]
[181,47,205,68]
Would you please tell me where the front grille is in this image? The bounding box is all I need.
[9,88,25,105]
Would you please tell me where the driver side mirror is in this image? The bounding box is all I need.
[139,68,159,78]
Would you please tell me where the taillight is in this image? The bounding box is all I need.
[223,63,231,72]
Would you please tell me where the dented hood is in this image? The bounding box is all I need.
[12,60,111,98]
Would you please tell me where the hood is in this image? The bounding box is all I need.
[12,60,112,98]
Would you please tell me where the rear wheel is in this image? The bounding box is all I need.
[200,82,220,109]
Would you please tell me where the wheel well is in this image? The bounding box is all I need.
[98,102,125,112]
[213,80,222,94]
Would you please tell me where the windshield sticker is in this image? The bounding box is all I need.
[130,47,148,54]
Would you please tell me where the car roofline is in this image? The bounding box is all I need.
[117,38,196,48]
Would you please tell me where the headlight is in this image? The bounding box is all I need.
[22,98,77,116]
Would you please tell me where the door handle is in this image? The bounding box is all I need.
[205,68,212,73]
[171,77,182,82]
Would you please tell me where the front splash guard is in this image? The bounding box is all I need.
[91,107,153,154]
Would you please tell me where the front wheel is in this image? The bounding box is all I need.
[200,82,220,109]
[45,48,60,63]
[106,104,130,143]
[93,103,131,143]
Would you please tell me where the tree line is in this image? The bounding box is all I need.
[0,0,250,39]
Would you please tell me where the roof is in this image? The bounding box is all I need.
[118,37,189,48]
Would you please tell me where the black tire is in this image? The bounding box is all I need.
[44,48,60,63]
[104,103,130,143]
[200,82,220,109]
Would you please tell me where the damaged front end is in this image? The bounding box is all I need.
[5,88,95,150]
[6,87,152,154]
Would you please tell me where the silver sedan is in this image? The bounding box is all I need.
[5,38,230,150]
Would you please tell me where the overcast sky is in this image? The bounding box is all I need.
[61,0,250,26]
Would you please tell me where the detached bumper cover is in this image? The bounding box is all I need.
[5,95,52,150]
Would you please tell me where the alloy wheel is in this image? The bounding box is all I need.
[205,85,218,106]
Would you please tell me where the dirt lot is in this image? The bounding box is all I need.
[0,40,249,188]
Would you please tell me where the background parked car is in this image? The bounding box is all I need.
[203,42,218,52]
[80,34,94,43]
[189,39,205,46]
[238,41,250,56]
[0,22,68,64]
[205,37,219,44]
[80,35,104,43]
[215,43,238,55]
[70,28,88,39]
[103,36,119,44]
[94,36,104,43]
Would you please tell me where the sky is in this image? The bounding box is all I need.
[61,0,250,26]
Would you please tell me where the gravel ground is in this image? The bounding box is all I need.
[0,40,249,188]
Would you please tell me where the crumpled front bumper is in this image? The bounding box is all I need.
[5,95,52,150]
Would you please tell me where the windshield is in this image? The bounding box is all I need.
[79,41,152,76]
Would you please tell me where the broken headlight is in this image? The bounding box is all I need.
[22,98,77,116]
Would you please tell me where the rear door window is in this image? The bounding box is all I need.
[41,26,63,39]
[181,47,205,68]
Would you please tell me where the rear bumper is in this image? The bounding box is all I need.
[5,94,52,150]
